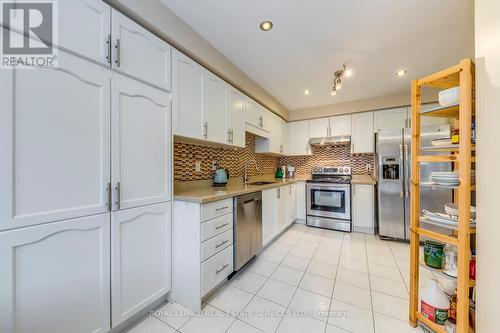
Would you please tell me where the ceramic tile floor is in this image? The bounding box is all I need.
[128,224,441,333]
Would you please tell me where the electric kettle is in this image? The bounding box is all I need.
[213,168,229,187]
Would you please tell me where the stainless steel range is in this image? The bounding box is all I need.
[306,166,352,232]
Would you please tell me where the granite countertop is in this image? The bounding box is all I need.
[351,174,377,185]
[174,174,376,204]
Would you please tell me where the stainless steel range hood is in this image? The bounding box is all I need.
[309,135,351,146]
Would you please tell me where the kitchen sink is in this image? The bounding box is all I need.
[247,181,276,185]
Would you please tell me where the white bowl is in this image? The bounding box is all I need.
[445,203,476,219]
[439,87,460,107]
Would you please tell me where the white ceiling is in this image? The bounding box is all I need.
[160,0,474,111]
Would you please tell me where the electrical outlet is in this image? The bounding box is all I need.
[212,160,218,171]
[195,161,201,173]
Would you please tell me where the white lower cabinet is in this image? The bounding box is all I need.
[262,184,296,246]
[295,182,306,220]
[0,214,111,333]
[173,199,234,311]
[352,184,375,234]
[111,202,172,326]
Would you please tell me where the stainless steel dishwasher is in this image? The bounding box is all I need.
[233,191,262,271]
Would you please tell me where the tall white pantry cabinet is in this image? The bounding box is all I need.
[0,3,173,333]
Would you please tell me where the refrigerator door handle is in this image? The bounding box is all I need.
[399,144,404,198]
[405,144,410,198]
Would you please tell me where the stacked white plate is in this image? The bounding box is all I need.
[429,171,459,186]
[422,210,476,229]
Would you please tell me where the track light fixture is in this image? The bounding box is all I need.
[331,64,350,96]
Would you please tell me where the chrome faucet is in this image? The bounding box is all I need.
[243,160,259,183]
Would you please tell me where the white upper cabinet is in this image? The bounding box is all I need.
[309,117,330,138]
[205,73,228,144]
[330,114,352,136]
[245,99,271,137]
[111,10,172,91]
[227,87,246,148]
[288,120,310,156]
[172,50,205,139]
[111,202,171,326]
[0,50,111,231]
[351,112,374,153]
[255,112,286,155]
[58,0,111,65]
[280,118,289,155]
[0,213,111,333]
[374,107,408,132]
[111,73,171,210]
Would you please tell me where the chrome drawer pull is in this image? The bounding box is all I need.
[215,223,229,230]
[215,206,229,211]
[215,240,229,249]
[215,264,229,275]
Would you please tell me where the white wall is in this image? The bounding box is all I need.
[475,0,500,332]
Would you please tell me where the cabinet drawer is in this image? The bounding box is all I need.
[202,199,233,222]
[201,213,233,242]
[201,229,233,262]
[201,245,233,296]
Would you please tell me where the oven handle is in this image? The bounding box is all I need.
[306,183,351,190]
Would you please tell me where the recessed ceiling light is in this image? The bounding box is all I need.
[344,68,353,77]
[396,69,407,77]
[260,20,273,31]
[303,89,311,96]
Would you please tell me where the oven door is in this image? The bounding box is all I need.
[306,183,351,220]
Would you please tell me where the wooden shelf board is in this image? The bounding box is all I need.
[418,258,475,286]
[421,145,475,152]
[415,227,459,245]
[416,312,446,333]
[420,217,476,234]
[421,104,460,118]
[417,65,461,88]
[417,155,458,163]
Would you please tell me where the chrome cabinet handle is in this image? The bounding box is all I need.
[215,264,229,275]
[215,206,229,211]
[277,188,280,199]
[227,129,231,143]
[115,39,121,67]
[230,129,234,143]
[115,182,121,209]
[215,240,229,249]
[106,182,112,211]
[106,34,112,64]
[215,223,229,230]
[203,122,208,139]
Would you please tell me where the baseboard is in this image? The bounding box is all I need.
[115,293,170,332]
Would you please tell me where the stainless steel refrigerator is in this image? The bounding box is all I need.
[376,125,452,240]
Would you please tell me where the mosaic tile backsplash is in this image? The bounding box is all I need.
[174,132,374,182]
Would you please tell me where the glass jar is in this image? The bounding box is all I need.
[442,244,458,278]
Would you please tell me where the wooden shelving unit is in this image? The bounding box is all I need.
[409,59,475,333]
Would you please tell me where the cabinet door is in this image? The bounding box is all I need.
[111,10,172,91]
[280,118,289,155]
[351,112,374,153]
[172,50,205,139]
[0,50,111,231]
[295,182,306,220]
[227,88,246,147]
[58,0,111,65]
[260,107,273,133]
[0,213,111,333]
[262,189,277,245]
[374,107,407,132]
[288,120,310,155]
[111,202,171,326]
[111,73,171,210]
[287,184,297,224]
[309,117,330,138]
[245,98,261,128]
[205,73,228,144]
[330,114,352,136]
[352,185,374,233]
[276,186,288,232]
